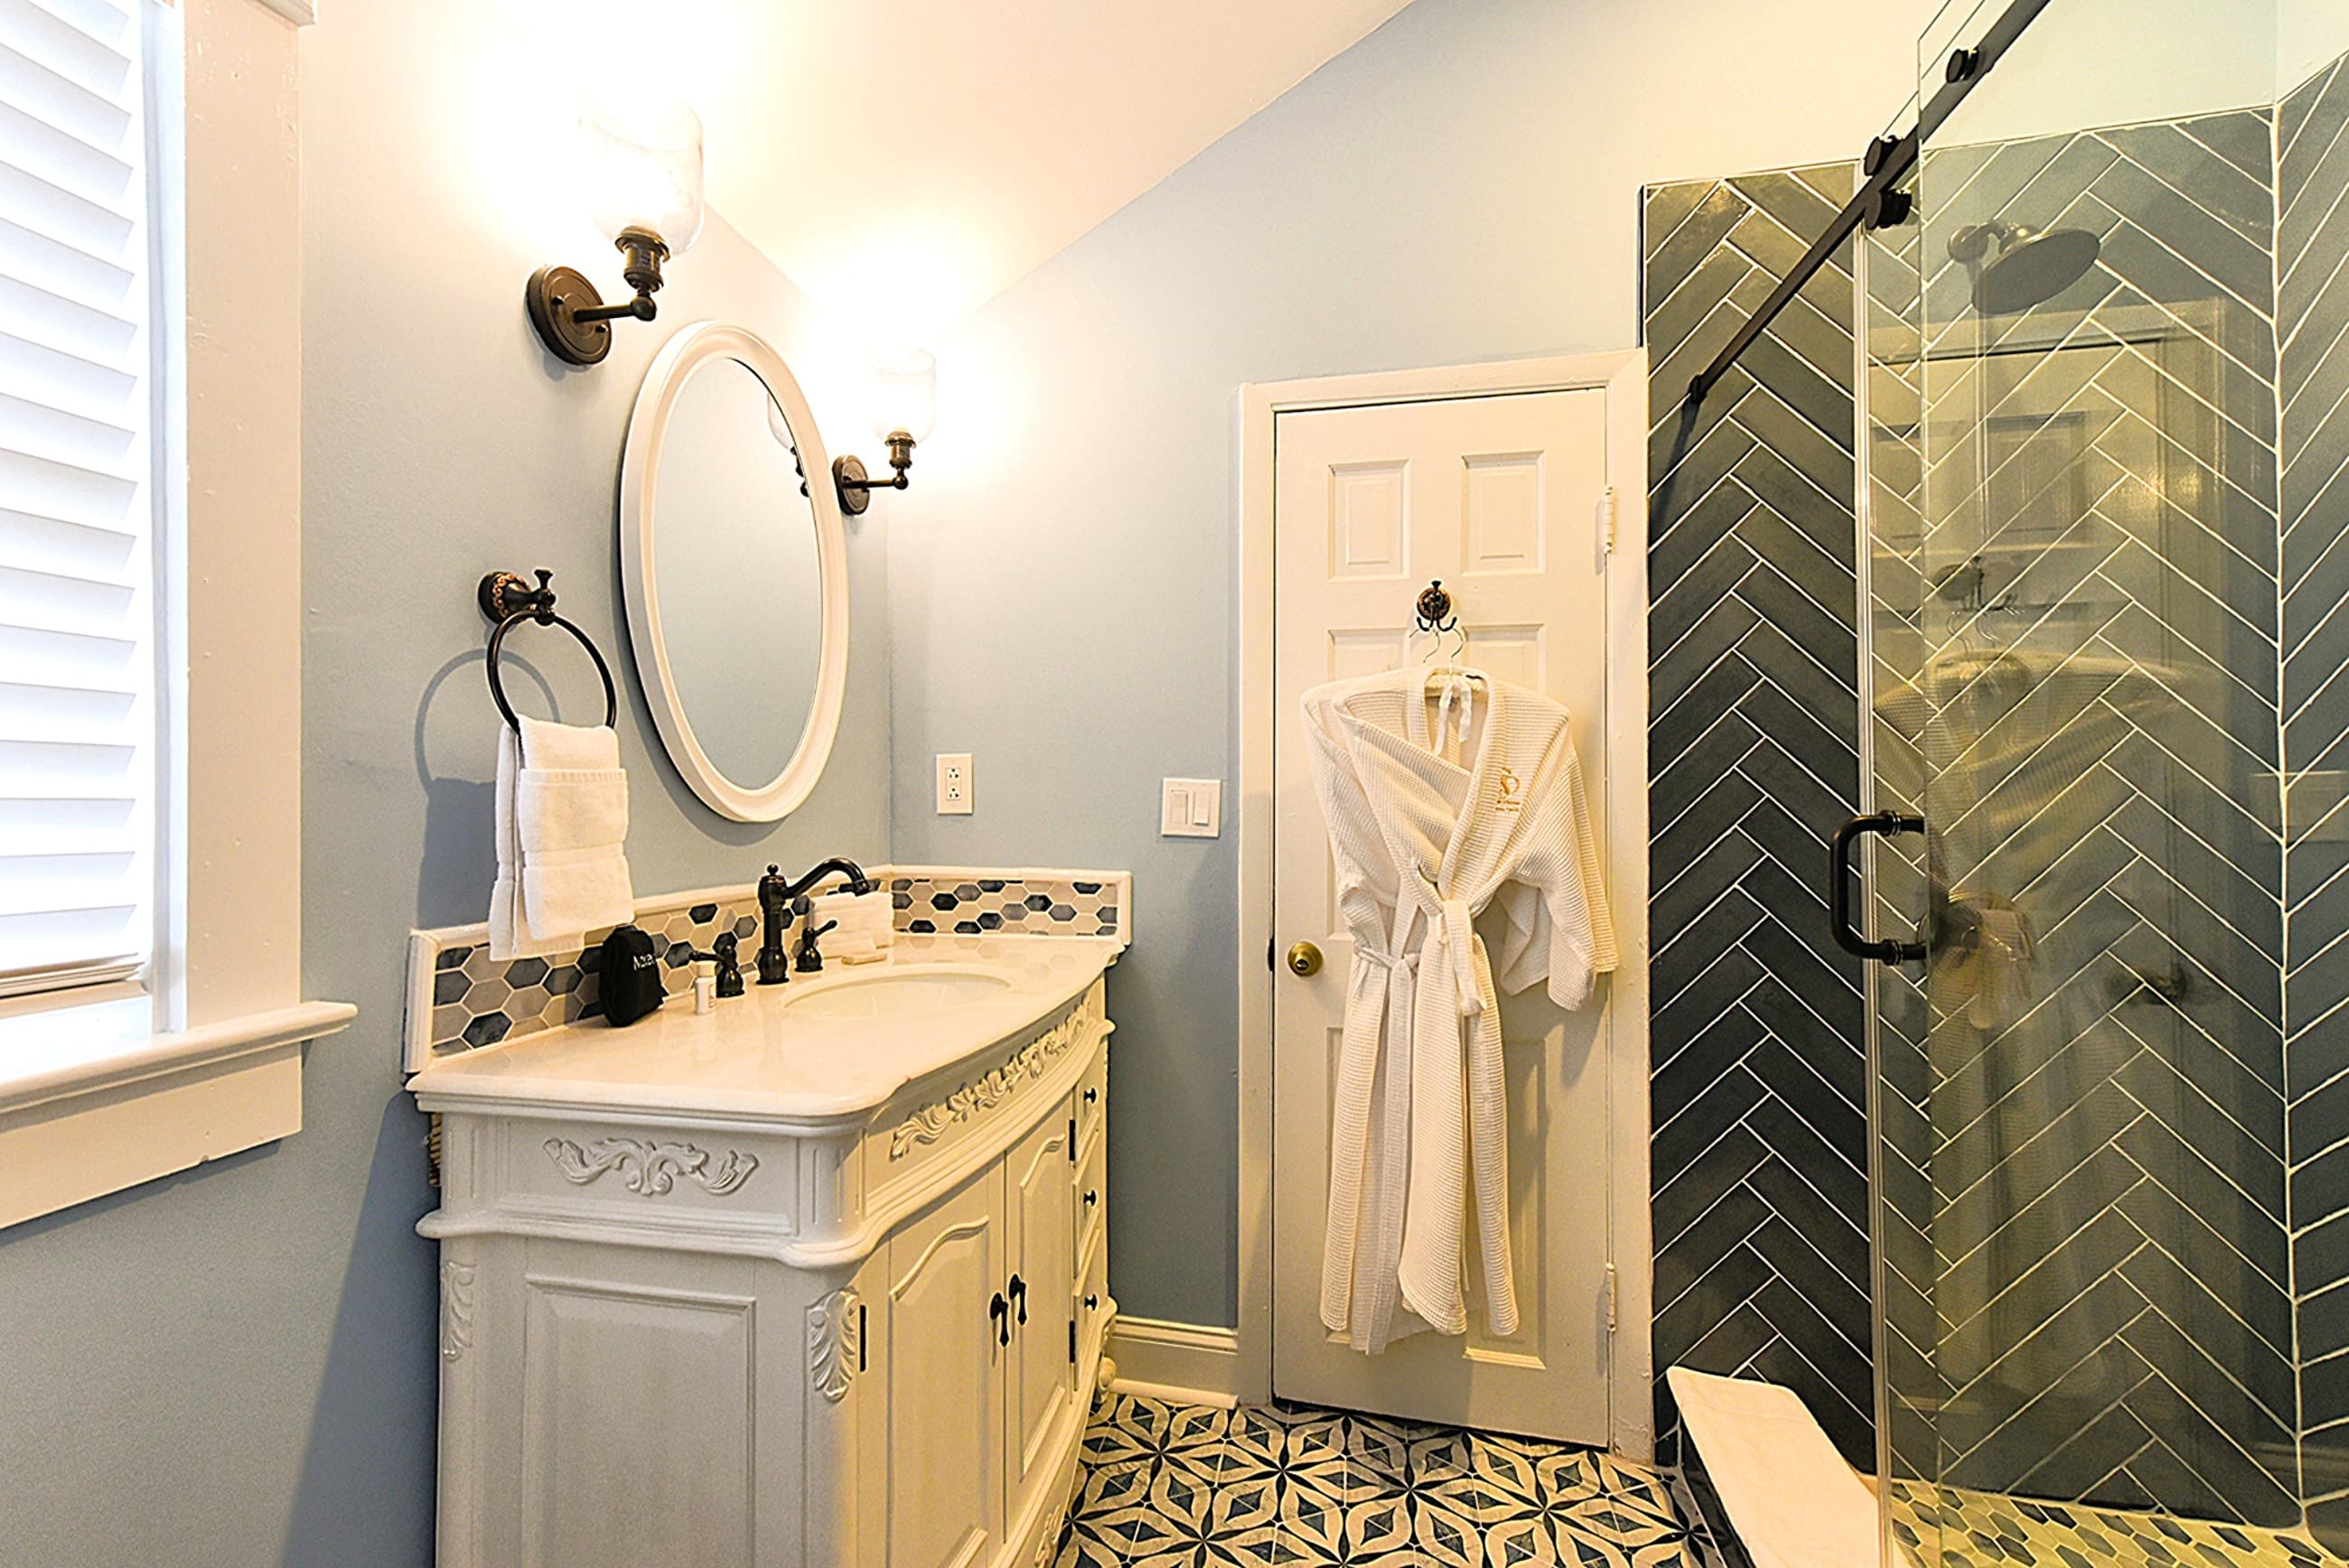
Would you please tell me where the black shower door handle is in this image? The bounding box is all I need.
[1830,812,1929,966]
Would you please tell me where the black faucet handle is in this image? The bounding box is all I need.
[793,916,838,973]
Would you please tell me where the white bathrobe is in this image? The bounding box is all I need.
[1302,668,1616,1352]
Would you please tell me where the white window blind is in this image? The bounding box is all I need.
[0,0,162,999]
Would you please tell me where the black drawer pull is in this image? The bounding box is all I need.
[1084,1293,1100,1311]
[1084,1189,1099,1209]
[1009,1273,1028,1325]
[1083,1087,1099,1106]
[989,1291,1008,1346]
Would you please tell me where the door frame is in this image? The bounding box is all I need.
[1234,350,1655,1459]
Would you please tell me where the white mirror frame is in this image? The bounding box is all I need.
[620,321,850,822]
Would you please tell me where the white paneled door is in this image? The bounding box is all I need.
[1271,390,1617,1440]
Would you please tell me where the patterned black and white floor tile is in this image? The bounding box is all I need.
[1055,1393,1700,1567]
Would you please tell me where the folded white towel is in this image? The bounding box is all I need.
[1664,1368,1876,1568]
[809,889,893,947]
[489,716,636,961]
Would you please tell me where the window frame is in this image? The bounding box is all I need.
[0,0,350,1231]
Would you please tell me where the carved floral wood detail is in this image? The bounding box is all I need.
[1030,1511,1060,1568]
[888,992,1103,1162]
[542,1135,760,1197]
[808,1286,863,1402]
[440,1257,476,1362]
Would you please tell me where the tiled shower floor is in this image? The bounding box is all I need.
[1053,1393,1700,1566]
[1886,1481,2341,1567]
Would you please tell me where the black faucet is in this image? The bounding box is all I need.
[756,859,873,985]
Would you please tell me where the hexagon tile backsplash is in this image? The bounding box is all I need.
[401,866,1130,1073]
[892,874,1120,937]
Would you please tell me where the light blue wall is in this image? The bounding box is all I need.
[887,0,1941,1328]
[0,0,1949,1557]
[0,2,889,1563]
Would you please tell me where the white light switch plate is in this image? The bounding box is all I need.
[936,753,973,815]
[1161,778,1221,837]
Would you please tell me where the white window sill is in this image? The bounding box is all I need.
[0,996,356,1229]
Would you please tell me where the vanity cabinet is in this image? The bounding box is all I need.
[416,978,1113,1568]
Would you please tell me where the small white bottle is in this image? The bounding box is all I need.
[693,957,717,1014]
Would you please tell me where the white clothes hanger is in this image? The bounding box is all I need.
[1410,580,1482,751]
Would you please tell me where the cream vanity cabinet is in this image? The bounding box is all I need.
[413,975,1114,1568]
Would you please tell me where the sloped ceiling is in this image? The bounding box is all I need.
[509,0,1418,337]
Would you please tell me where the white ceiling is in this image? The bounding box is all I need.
[509,0,1418,339]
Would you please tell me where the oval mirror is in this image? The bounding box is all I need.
[620,322,848,822]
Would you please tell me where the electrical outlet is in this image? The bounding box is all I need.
[936,753,973,815]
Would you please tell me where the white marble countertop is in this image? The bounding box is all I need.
[405,935,1121,1123]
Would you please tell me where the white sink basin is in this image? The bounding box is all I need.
[781,966,1015,1021]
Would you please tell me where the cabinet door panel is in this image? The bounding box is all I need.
[1007,1106,1076,1502]
[885,1169,1005,1568]
[517,1263,756,1568]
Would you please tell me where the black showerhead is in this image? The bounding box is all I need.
[1948,220,2101,313]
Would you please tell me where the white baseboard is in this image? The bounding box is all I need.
[1108,1316,1240,1409]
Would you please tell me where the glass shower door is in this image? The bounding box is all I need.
[1862,0,2316,1560]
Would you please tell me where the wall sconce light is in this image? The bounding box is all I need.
[526,95,707,367]
[833,346,936,515]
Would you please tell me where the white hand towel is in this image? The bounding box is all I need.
[825,932,889,966]
[809,889,893,948]
[489,716,636,961]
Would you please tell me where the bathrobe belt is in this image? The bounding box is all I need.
[1400,873,1519,1340]
[1320,882,1518,1351]
[1323,936,1420,1352]
[1437,896,1483,1017]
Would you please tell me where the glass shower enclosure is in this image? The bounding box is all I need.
[1858,0,2349,1559]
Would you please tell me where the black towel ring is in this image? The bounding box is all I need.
[478,569,618,734]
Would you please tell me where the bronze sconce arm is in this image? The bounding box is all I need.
[527,226,675,367]
[832,432,916,516]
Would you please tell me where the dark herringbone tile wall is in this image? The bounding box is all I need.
[2281,51,2349,1552]
[1641,163,1875,1469]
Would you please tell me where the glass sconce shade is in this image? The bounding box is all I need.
[579,94,706,254]
[866,345,937,443]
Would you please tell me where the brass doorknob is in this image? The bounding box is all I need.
[1287,941,1324,977]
